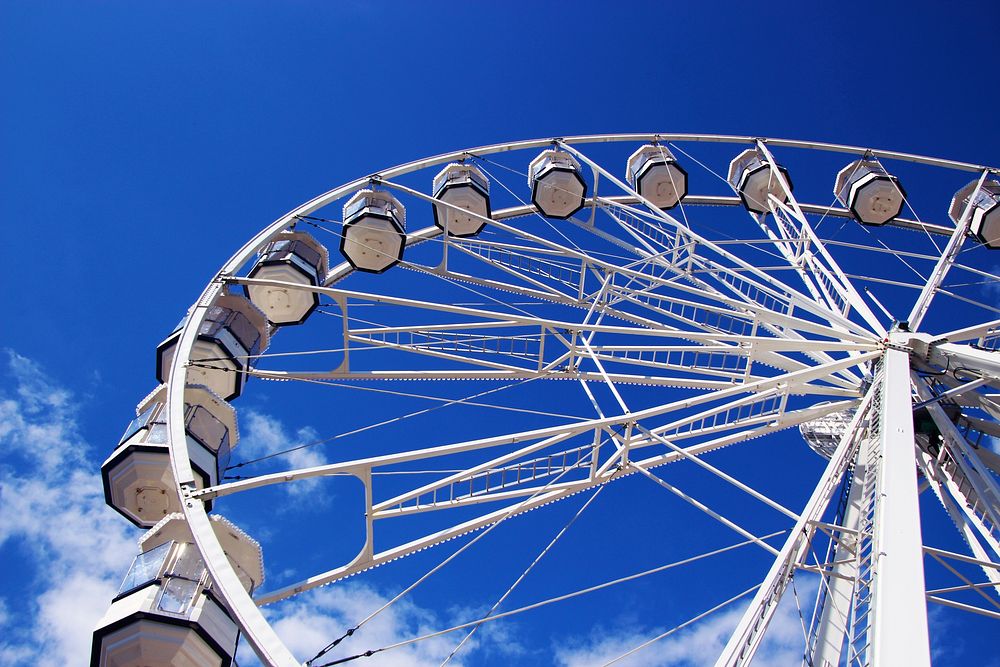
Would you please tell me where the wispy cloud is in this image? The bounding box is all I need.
[0,350,136,666]
[238,410,327,498]
[553,580,813,667]
[240,582,523,666]
[0,351,517,666]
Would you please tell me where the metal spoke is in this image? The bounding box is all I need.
[907,169,991,330]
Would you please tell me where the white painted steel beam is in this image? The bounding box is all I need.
[246,367,860,396]
[197,354,874,503]
[907,170,990,331]
[916,448,1000,584]
[938,317,1000,344]
[912,377,1000,534]
[241,270,878,385]
[869,347,929,666]
[635,423,798,519]
[628,463,780,556]
[756,140,887,337]
[935,342,1000,382]
[384,174,878,343]
[714,375,880,667]
[811,440,868,667]
[222,398,857,606]
[596,197,874,339]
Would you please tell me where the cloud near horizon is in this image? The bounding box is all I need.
[0,350,136,666]
[0,352,517,666]
[552,580,811,667]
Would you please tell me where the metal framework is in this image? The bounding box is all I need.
[150,134,1000,666]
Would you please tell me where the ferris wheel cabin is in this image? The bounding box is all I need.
[246,231,329,325]
[91,514,262,667]
[626,144,688,209]
[340,189,407,272]
[834,158,907,226]
[156,294,269,401]
[101,384,237,527]
[432,162,492,237]
[950,178,1000,249]
[528,149,587,219]
[728,148,792,214]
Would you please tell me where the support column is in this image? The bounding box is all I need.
[812,444,867,667]
[870,347,929,666]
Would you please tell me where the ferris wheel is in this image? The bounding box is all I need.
[92,134,1000,667]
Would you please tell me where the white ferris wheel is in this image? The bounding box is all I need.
[92,134,1000,667]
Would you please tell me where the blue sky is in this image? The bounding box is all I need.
[2,2,999,666]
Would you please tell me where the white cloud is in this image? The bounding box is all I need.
[237,410,327,498]
[0,350,137,666]
[554,579,813,667]
[0,351,514,667]
[238,582,522,667]
[928,604,956,664]
[33,573,121,663]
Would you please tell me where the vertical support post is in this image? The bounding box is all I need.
[870,348,929,666]
[812,445,868,667]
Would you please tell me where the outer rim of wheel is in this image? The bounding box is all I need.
[164,133,997,666]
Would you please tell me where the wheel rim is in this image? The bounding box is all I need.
[158,134,1000,666]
